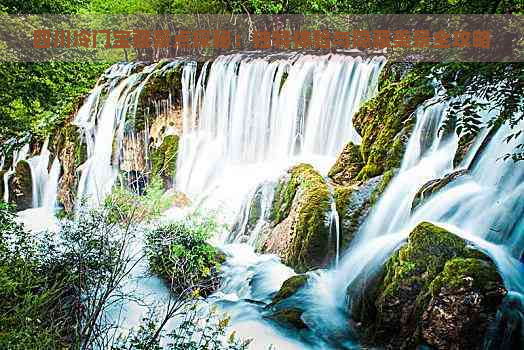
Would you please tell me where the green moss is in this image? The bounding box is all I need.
[269,164,331,272]
[151,134,179,181]
[355,222,504,347]
[285,165,331,272]
[353,72,434,181]
[377,222,469,326]
[271,274,308,305]
[328,142,363,185]
[270,163,318,225]
[267,308,307,329]
[430,257,502,297]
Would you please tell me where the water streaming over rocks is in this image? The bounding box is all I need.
[10,55,524,349]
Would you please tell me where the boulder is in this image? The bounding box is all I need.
[261,164,332,273]
[350,222,507,349]
[411,169,468,212]
[328,142,363,186]
[8,160,33,211]
[264,274,309,329]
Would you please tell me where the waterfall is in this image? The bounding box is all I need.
[3,144,30,202]
[26,140,62,212]
[74,62,184,206]
[175,54,385,212]
[324,93,524,316]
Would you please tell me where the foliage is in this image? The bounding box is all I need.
[115,305,251,350]
[428,62,524,161]
[104,176,175,224]
[146,213,225,296]
[0,62,110,151]
[0,201,74,348]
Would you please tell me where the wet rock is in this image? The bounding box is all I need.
[270,274,309,306]
[264,274,309,329]
[50,124,84,214]
[353,74,432,181]
[422,258,507,349]
[150,134,179,189]
[261,164,331,273]
[411,169,468,212]
[328,142,363,186]
[350,222,507,349]
[334,176,383,251]
[8,160,33,211]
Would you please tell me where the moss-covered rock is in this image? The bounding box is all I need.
[411,169,468,212]
[270,274,309,306]
[46,122,88,214]
[328,142,363,186]
[350,222,507,349]
[264,274,309,329]
[422,258,506,350]
[261,164,332,273]
[150,134,179,189]
[8,160,33,211]
[353,71,433,181]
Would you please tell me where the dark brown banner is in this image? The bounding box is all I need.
[0,14,522,62]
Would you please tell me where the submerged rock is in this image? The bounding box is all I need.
[411,169,468,212]
[265,274,309,329]
[350,222,507,349]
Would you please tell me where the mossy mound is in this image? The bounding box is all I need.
[8,160,33,211]
[351,222,507,349]
[262,164,331,273]
[49,124,84,213]
[264,274,309,329]
[270,274,309,306]
[150,134,179,189]
[411,169,468,212]
[328,142,363,186]
[353,72,432,181]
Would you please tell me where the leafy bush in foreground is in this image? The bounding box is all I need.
[146,213,225,297]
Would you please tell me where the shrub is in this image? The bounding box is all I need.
[104,176,178,224]
[146,213,225,297]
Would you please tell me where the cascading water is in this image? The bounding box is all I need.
[75,62,185,206]
[176,54,385,213]
[2,143,29,202]
[26,139,61,212]
[12,54,522,349]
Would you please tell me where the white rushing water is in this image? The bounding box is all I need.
[176,54,385,212]
[26,139,61,212]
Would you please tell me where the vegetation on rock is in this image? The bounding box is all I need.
[151,134,179,189]
[263,164,331,272]
[353,69,433,180]
[328,142,363,186]
[146,214,225,296]
[350,221,507,349]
